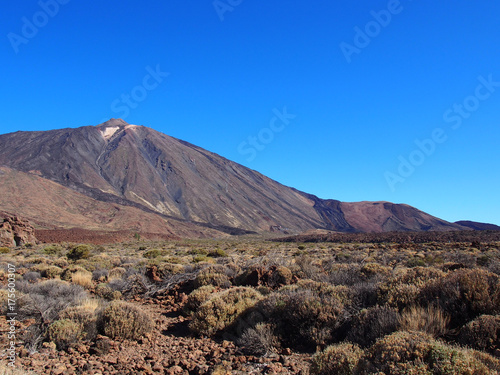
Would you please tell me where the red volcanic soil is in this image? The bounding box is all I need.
[35,228,179,245]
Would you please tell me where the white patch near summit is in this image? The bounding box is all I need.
[101,126,120,139]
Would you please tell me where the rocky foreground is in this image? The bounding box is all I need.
[11,291,310,374]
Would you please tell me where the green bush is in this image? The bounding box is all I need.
[66,245,92,261]
[189,287,262,336]
[0,247,11,254]
[47,319,83,350]
[310,342,364,375]
[43,245,63,256]
[98,301,153,340]
[143,249,163,259]
[407,257,427,268]
[59,306,98,341]
[184,285,216,315]
[210,248,228,258]
[193,254,214,263]
[366,330,500,374]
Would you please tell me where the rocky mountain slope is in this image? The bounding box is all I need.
[0,119,469,236]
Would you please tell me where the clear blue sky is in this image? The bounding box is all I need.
[1,1,499,225]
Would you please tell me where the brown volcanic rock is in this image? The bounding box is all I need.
[0,213,37,247]
[339,201,465,232]
[0,119,470,234]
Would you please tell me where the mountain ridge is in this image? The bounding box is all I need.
[0,119,479,237]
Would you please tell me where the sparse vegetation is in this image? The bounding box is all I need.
[97,300,154,340]
[47,319,83,350]
[2,234,500,373]
[66,244,92,261]
[189,287,262,336]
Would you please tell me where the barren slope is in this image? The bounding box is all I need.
[340,201,465,232]
[0,167,227,239]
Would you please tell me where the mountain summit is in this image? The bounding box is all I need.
[0,119,467,237]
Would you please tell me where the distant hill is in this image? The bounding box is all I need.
[0,119,484,238]
[455,221,500,231]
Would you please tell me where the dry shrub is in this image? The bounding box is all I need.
[238,323,279,356]
[108,267,126,280]
[95,284,122,301]
[285,279,353,305]
[78,298,100,312]
[458,314,500,354]
[184,285,216,314]
[59,300,100,341]
[17,280,87,322]
[398,305,449,337]
[71,271,93,289]
[92,269,108,282]
[47,319,83,350]
[366,330,500,374]
[30,264,51,275]
[0,247,11,254]
[255,281,349,350]
[378,267,444,310]
[97,301,153,341]
[268,266,293,288]
[157,262,185,277]
[346,306,399,348]
[310,342,364,375]
[53,258,69,268]
[41,266,63,279]
[0,289,8,315]
[60,266,90,281]
[193,270,231,289]
[360,262,391,280]
[419,268,500,328]
[189,287,262,336]
[328,263,366,286]
[0,361,37,374]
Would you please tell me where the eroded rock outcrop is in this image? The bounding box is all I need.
[0,214,37,247]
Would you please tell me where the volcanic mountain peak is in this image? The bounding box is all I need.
[0,120,477,236]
